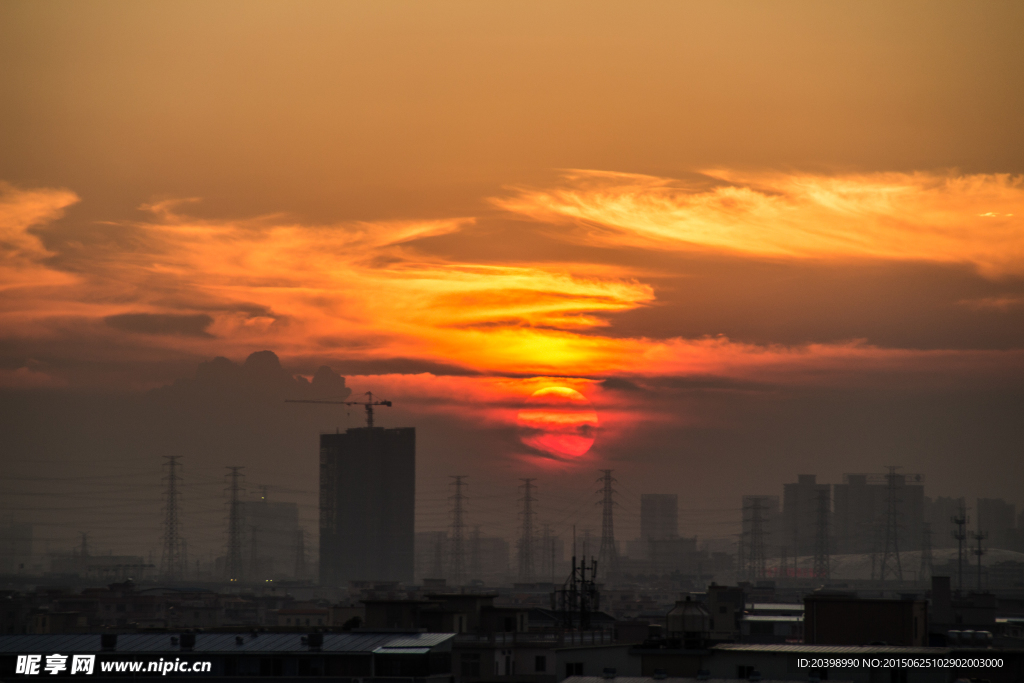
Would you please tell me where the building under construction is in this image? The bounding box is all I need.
[318,426,415,586]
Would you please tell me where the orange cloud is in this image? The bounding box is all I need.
[0,182,80,292]
[493,169,1024,278]
[2,177,1022,413]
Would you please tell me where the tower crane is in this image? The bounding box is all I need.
[285,391,392,429]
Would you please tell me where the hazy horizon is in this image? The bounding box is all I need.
[2,1,1022,572]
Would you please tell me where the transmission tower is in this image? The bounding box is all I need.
[597,470,619,576]
[225,466,244,582]
[449,476,468,585]
[744,497,768,580]
[161,456,184,582]
[294,528,306,579]
[972,531,987,591]
[812,488,831,580]
[878,466,903,581]
[518,478,537,581]
[951,501,968,593]
[918,522,933,585]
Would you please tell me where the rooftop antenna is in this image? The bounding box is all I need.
[972,531,987,591]
[285,391,392,428]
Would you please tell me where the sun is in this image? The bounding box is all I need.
[516,386,599,459]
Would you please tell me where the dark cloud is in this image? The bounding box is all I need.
[306,358,481,377]
[602,375,772,393]
[161,350,352,401]
[104,313,214,337]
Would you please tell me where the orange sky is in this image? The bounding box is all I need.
[1,1,1023,542]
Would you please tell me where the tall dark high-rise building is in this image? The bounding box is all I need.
[238,498,300,579]
[319,427,415,585]
[641,494,679,542]
[833,473,924,555]
[977,498,1016,550]
[783,475,830,556]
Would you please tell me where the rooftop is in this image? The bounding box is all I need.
[0,632,454,654]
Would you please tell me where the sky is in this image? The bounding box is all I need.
[1,1,1022,561]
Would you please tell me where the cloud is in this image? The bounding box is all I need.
[1,177,1022,414]
[104,312,215,337]
[0,182,80,292]
[957,295,1024,311]
[0,366,67,389]
[0,193,657,382]
[492,169,1024,278]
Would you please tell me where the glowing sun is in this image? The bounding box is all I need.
[516,386,599,459]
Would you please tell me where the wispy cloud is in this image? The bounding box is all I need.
[0,182,80,292]
[494,170,1024,278]
[2,176,1021,412]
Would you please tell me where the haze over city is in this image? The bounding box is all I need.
[1,1,1022,574]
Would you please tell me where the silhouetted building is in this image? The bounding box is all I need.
[415,531,448,581]
[707,584,745,642]
[641,494,679,544]
[0,523,34,575]
[319,427,415,585]
[804,593,927,646]
[740,495,782,568]
[977,498,1016,550]
[238,498,300,579]
[631,494,688,571]
[923,496,964,548]
[782,475,829,557]
[833,473,923,555]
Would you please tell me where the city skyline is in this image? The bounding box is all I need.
[2,2,1023,574]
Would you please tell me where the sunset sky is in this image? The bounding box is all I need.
[1,1,1022,557]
